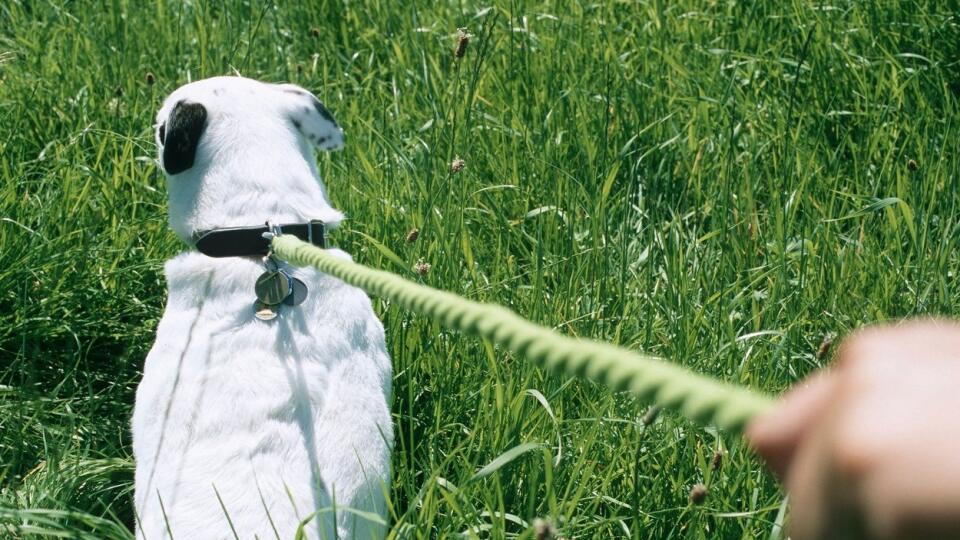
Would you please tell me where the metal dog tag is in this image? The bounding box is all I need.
[284,277,308,306]
[255,271,291,306]
[253,300,278,321]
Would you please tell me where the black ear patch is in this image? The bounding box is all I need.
[278,84,344,151]
[283,87,336,125]
[162,100,207,175]
[311,97,337,126]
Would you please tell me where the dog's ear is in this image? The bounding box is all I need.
[276,84,344,151]
[160,100,208,174]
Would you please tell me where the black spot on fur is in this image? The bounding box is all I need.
[213,87,224,96]
[158,123,165,143]
[283,88,307,96]
[310,97,337,125]
[291,118,301,129]
[162,100,207,175]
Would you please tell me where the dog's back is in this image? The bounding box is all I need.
[134,252,391,539]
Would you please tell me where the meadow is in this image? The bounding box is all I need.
[1,1,958,538]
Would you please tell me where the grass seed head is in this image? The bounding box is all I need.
[689,483,708,505]
[711,450,723,471]
[816,333,835,360]
[454,28,470,58]
[145,71,155,85]
[533,518,557,540]
[642,405,661,426]
[405,228,420,244]
[414,259,431,276]
[451,156,465,173]
[907,158,919,171]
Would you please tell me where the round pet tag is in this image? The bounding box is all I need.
[253,300,278,321]
[255,271,291,305]
[283,277,309,306]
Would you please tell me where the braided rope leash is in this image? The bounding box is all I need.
[272,235,775,433]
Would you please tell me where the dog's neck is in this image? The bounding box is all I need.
[165,137,343,246]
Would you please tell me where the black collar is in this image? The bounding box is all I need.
[193,220,326,258]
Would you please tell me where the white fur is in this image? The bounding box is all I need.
[133,76,392,539]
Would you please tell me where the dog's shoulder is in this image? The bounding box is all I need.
[163,250,214,280]
[163,251,263,301]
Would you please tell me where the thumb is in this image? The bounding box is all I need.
[746,372,838,478]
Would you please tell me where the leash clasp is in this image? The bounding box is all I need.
[261,221,283,241]
[261,221,284,260]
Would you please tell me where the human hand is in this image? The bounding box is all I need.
[747,320,960,540]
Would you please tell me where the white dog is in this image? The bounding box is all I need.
[133,76,392,539]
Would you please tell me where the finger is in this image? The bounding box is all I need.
[783,414,832,540]
[746,371,838,478]
[785,411,868,540]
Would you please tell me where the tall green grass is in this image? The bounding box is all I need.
[1,1,958,537]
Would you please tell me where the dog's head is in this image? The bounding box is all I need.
[155,76,345,242]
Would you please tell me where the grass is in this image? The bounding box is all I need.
[1,0,958,537]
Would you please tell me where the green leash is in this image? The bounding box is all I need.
[271,235,774,433]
